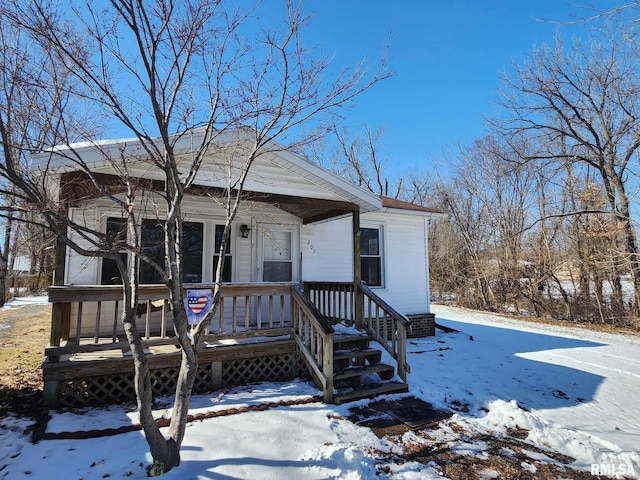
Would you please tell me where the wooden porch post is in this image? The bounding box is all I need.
[50,204,71,342]
[353,210,364,329]
[44,189,71,408]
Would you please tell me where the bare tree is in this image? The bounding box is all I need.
[0,210,13,305]
[0,7,83,304]
[433,143,498,311]
[2,0,388,474]
[315,125,403,198]
[496,30,640,315]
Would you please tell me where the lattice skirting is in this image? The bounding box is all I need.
[222,353,305,386]
[56,352,306,408]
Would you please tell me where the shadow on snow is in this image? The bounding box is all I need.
[410,314,608,412]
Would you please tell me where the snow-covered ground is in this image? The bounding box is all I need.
[1,303,639,479]
[0,295,49,332]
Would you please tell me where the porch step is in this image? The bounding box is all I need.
[333,347,382,371]
[333,333,370,351]
[334,363,396,383]
[329,331,407,404]
[333,381,409,405]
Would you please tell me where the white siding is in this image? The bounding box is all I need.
[64,193,431,320]
[66,207,101,284]
[364,212,429,315]
[64,194,300,286]
[301,211,430,315]
[301,217,352,282]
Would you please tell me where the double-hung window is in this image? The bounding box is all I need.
[212,225,232,282]
[101,218,204,284]
[360,227,383,287]
[100,217,128,285]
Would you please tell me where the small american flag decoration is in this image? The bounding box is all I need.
[186,289,212,325]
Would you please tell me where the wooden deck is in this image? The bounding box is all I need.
[42,282,412,408]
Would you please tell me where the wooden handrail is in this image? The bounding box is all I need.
[46,283,299,357]
[359,283,411,329]
[291,285,334,335]
[359,283,411,381]
[291,285,334,402]
[48,282,299,303]
[303,281,411,382]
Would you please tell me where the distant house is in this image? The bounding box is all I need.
[34,128,445,408]
[11,255,31,275]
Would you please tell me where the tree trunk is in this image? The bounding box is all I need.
[0,258,7,307]
[0,213,13,307]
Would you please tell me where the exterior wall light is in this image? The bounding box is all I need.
[240,224,251,238]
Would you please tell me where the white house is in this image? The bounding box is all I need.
[35,128,445,407]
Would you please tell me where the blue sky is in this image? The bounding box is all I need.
[288,1,605,179]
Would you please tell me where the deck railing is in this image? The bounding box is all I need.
[46,283,297,360]
[303,281,356,325]
[304,281,411,382]
[291,285,334,402]
[45,281,409,399]
[359,283,411,381]
[45,282,335,400]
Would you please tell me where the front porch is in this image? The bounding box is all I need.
[43,282,413,408]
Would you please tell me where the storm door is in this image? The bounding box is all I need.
[256,224,299,325]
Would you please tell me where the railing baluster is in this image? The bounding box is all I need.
[268,295,274,328]
[218,296,225,333]
[232,296,238,333]
[75,302,83,345]
[257,296,262,329]
[280,295,285,327]
[145,300,151,339]
[94,301,102,344]
[323,287,328,318]
[350,288,355,324]
[391,315,397,352]
[161,300,167,338]
[112,300,119,342]
[311,321,317,359]
[244,295,250,330]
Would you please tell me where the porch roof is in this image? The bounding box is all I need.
[31,128,382,223]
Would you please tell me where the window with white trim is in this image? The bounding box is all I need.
[361,226,383,287]
[212,224,232,282]
[100,218,204,284]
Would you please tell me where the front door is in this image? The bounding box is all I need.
[256,224,299,325]
[257,224,299,282]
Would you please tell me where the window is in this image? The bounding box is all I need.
[101,218,204,284]
[212,225,232,282]
[100,217,127,285]
[140,219,165,284]
[361,227,383,287]
[182,222,204,283]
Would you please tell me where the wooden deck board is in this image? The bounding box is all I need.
[43,338,299,381]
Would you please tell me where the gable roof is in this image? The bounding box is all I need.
[31,128,383,223]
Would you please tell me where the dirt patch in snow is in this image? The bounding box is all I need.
[394,423,613,480]
[0,304,50,419]
[349,400,628,480]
